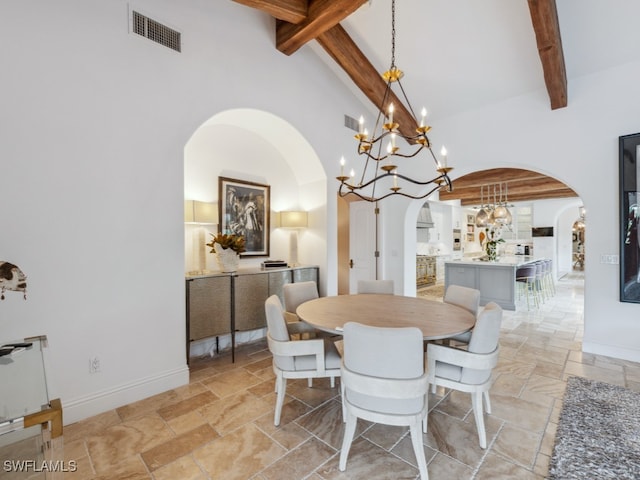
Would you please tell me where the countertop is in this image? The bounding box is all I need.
[185,264,317,279]
[445,255,542,267]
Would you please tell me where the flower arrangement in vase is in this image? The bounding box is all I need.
[206,233,246,272]
[484,226,504,261]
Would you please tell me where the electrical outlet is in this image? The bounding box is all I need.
[89,357,101,374]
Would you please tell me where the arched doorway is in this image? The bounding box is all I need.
[183,108,328,356]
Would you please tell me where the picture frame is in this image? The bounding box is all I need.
[466,233,474,242]
[219,176,270,257]
[467,214,475,224]
[619,133,640,303]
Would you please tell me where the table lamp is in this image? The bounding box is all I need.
[279,211,308,267]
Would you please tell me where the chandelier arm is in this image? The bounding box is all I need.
[345,171,449,190]
[339,182,445,202]
[395,79,420,125]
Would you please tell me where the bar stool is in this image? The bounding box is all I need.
[543,259,556,297]
[516,264,538,310]
[533,261,546,303]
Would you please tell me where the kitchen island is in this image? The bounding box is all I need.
[444,256,541,310]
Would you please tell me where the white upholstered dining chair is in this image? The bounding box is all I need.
[339,322,429,479]
[283,281,318,324]
[264,295,341,426]
[426,301,502,449]
[443,284,481,344]
[357,279,394,294]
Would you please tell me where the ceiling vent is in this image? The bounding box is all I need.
[132,11,181,52]
[344,114,359,133]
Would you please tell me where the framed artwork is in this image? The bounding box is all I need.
[467,214,475,224]
[218,177,270,257]
[466,233,474,242]
[619,133,640,303]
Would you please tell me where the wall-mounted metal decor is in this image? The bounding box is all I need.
[0,261,27,300]
[619,133,640,303]
[218,177,270,257]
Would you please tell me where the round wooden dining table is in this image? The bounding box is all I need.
[296,294,476,341]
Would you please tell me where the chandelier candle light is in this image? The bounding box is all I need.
[336,0,453,202]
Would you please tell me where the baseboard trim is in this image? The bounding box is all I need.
[582,341,640,364]
[62,365,189,424]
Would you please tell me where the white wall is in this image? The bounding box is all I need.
[0,0,364,423]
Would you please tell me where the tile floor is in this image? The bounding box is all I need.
[56,271,640,479]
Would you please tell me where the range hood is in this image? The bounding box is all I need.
[417,203,434,228]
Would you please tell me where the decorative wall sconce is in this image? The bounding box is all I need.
[279,211,308,267]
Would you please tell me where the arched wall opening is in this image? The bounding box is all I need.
[397,167,585,311]
[183,108,327,355]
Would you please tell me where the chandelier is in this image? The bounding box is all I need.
[475,183,513,227]
[336,0,452,202]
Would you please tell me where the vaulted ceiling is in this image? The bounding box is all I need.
[233,0,574,204]
[235,0,566,128]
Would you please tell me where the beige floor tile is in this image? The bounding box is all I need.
[295,399,352,450]
[141,424,218,471]
[156,390,218,421]
[151,455,207,480]
[201,368,263,397]
[426,452,474,479]
[200,390,272,435]
[493,423,542,468]
[116,390,181,421]
[489,394,551,433]
[265,420,313,451]
[86,414,174,474]
[563,360,626,386]
[425,410,501,468]
[260,437,336,480]
[474,452,543,480]
[62,410,122,443]
[192,423,286,480]
[166,410,208,436]
[318,437,419,479]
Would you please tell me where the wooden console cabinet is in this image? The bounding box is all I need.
[186,266,319,362]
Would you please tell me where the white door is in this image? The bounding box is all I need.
[349,201,377,293]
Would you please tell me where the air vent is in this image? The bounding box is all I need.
[132,11,181,52]
[344,114,359,132]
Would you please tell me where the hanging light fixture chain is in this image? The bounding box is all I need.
[390,0,396,69]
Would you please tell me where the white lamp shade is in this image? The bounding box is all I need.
[184,200,218,225]
[280,211,308,228]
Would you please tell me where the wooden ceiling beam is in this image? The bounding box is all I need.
[233,0,308,24]
[276,0,368,55]
[316,24,419,139]
[438,168,578,205]
[527,0,568,109]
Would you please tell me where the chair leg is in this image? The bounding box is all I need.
[330,376,335,388]
[307,378,313,388]
[409,421,429,480]
[339,412,357,471]
[274,374,286,426]
[483,391,492,414]
[340,382,346,423]
[471,391,487,449]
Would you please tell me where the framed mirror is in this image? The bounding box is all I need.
[619,133,640,303]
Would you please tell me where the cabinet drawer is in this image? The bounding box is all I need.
[187,277,232,341]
